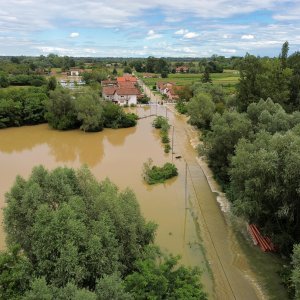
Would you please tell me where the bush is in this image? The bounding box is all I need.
[152,116,168,129]
[143,159,178,184]
[175,101,188,114]
[161,134,170,144]
[164,144,171,153]
[138,96,150,104]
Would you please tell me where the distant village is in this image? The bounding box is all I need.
[52,65,184,105]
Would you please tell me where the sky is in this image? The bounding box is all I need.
[0,0,300,57]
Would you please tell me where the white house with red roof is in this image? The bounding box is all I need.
[102,75,140,105]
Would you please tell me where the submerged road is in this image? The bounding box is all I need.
[138,78,264,300]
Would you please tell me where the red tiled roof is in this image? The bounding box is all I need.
[117,76,137,83]
[103,86,140,96]
[103,87,116,95]
[118,82,137,88]
[102,80,117,86]
[116,87,140,96]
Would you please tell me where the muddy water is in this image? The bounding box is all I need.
[0,106,264,299]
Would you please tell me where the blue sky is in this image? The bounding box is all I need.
[0,0,300,57]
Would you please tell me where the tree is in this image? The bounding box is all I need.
[229,131,300,253]
[96,273,133,300]
[75,90,104,132]
[47,76,57,91]
[201,67,212,83]
[0,71,9,87]
[3,166,157,293]
[292,244,300,299]
[123,66,132,74]
[187,92,215,129]
[161,70,168,78]
[203,111,252,184]
[0,245,33,299]
[112,68,118,76]
[125,249,207,300]
[280,41,289,69]
[44,88,78,130]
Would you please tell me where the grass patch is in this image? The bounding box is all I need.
[143,159,178,184]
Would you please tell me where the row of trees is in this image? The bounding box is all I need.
[0,87,48,128]
[0,73,47,88]
[45,89,138,131]
[237,42,300,112]
[0,166,207,299]
[0,83,137,131]
[183,42,300,298]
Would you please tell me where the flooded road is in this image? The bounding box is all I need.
[0,105,286,299]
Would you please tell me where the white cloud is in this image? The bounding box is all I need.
[184,32,199,39]
[241,34,254,39]
[175,29,189,35]
[220,48,237,53]
[146,29,162,40]
[70,32,79,38]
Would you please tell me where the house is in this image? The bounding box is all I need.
[117,75,137,84]
[156,82,174,94]
[69,68,84,76]
[101,80,117,87]
[156,82,181,101]
[101,75,140,105]
[175,66,189,73]
[102,86,140,106]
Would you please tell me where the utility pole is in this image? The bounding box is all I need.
[171,125,174,162]
[185,161,188,209]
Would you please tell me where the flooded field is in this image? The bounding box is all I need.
[0,106,287,299]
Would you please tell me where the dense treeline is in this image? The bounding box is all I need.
[0,86,137,131]
[184,42,300,298]
[45,88,138,131]
[0,166,207,299]
[0,87,48,128]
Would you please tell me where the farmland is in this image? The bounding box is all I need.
[136,70,240,94]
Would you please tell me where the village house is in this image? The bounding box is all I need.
[102,75,140,105]
[102,86,140,105]
[101,79,117,87]
[156,82,180,101]
[175,66,189,73]
[69,68,84,76]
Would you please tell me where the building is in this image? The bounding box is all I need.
[175,66,189,73]
[102,86,140,105]
[156,82,180,101]
[69,68,84,76]
[117,75,137,84]
[102,75,140,105]
[59,79,85,89]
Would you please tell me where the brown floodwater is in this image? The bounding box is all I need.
[0,105,271,299]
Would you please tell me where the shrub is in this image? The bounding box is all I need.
[161,134,170,144]
[164,144,171,153]
[143,159,178,184]
[152,116,169,129]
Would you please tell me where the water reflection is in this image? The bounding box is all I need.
[0,124,136,167]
